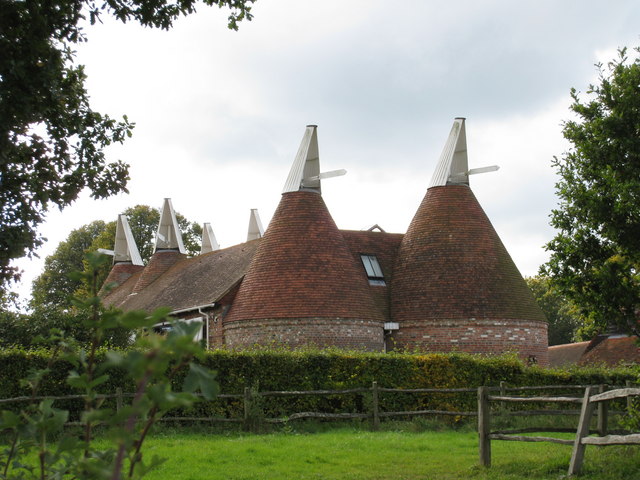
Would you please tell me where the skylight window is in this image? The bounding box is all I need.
[360,254,385,286]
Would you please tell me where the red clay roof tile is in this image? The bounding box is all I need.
[391,185,546,324]
[226,191,384,323]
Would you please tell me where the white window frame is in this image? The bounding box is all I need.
[360,254,386,286]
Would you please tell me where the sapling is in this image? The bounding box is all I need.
[0,252,217,479]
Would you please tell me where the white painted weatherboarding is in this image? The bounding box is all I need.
[282,125,347,194]
[247,209,264,241]
[429,118,499,187]
[283,125,321,193]
[114,214,144,264]
[154,198,186,253]
[200,223,220,254]
[96,215,143,265]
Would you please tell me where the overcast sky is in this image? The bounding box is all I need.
[11,0,640,301]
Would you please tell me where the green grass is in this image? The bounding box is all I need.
[134,427,640,480]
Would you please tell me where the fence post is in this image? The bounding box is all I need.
[499,381,506,411]
[597,384,608,436]
[371,381,380,431]
[243,387,251,432]
[478,386,491,467]
[568,386,595,476]
[627,380,633,413]
[115,387,123,413]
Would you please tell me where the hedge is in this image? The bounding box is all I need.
[0,346,637,421]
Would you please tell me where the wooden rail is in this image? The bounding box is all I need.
[477,383,638,475]
[568,386,640,475]
[1,382,633,440]
[243,382,479,430]
[0,381,480,431]
[479,384,594,467]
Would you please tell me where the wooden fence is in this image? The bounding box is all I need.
[0,382,483,431]
[1,382,620,431]
[3,382,638,475]
[250,382,478,430]
[568,386,640,475]
[477,382,638,476]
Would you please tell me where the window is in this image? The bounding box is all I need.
[360,254,385,286]
[152,317,205,342]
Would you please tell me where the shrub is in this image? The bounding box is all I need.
[0,253,217,479]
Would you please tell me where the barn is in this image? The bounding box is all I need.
[102,119,548,365]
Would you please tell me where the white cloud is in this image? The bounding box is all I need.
[9,0,640,301]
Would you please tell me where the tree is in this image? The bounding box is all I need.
[525,276,583,345]
[89,205,203,264]
[31,205,202,311]
[0,253,217,479]
[0,0,254,290]
[543,47,640,338]
[0,306,132,348]
[31,220,107,310]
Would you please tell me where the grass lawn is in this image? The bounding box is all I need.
[136,427,640,480]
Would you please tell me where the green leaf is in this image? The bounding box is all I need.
[183,363,219,400]
[0,410,21,429]
[68,371,90,389]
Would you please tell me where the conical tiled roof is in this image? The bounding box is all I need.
[132,250,185,294]
[391,185,545,323]
[226,190,383,323]
[102,263,144,292]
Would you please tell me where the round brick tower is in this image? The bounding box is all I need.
[390,119,548,365]
[224,126,385,350]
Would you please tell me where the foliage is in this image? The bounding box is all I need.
[88,205,203,264]
[0,3,131,287]
[1,347,635,424]
[0,290,22,312]
[30,205,202,311]
[31,221,107,310]
[0,252,217,479]
[0,307,131,349]
[0,0,255,290]
[525,275,583,344]
[543,47,640,338]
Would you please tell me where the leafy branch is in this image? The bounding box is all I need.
[0,252,218,479]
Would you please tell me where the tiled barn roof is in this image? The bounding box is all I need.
[579,335,640,367]
[103,225,403,322]
[549,336,640,367]
[341,229,403,322]
[225,190,384,323]
[102,240,259,313]
[391,184,546,323]
[132,250,185,294]
[548,341,590,368]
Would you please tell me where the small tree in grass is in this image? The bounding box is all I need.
[0,252,218,479]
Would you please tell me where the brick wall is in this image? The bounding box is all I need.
[388,318,549,366]
[224,317,385,351]
[207,306,226,348]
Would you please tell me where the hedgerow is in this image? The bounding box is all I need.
[1,346,636,420]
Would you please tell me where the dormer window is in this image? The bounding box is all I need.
[360,254,385,286]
